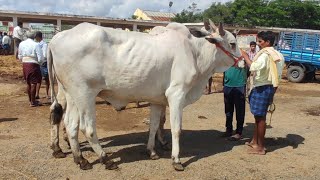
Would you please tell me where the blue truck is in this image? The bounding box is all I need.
[277,31,320,82]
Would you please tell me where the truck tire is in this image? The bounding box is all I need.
[287,66,305,83]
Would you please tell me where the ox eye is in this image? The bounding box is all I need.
[230,43,236,49]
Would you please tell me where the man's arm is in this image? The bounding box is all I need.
[241,50,252,66]
[18,46,23,60]
[18,28,24,37]
[35,44,44,63]
[42,43,48,59]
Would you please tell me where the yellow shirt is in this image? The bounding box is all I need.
[250,52,284,87]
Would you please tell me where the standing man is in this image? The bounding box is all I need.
[18,31,44,107]
[222,59,247,140]
[13,22,24,59]
[242,31,285,155]
[2,32,11,55]
[247,41,258,61]
[201,19,214,95]
[34,31,50,99]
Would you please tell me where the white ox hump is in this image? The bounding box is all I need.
[149,23,191,39]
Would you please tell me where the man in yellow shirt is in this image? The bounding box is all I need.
[242,31,284,155]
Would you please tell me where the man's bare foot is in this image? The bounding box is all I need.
[245,141,255,147]
[203,90,211,95]
[247,147,266,155]
[245,142,267,150]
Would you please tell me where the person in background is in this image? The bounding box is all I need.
[13,22,24,59]
[0,31,3,46]
[245,41,258,77]
[34,31,50,100]
[242,31,285,155]
[2,32,11,55]
[18,31,44,107]
[247,41,258,61]
[222,60,247,141]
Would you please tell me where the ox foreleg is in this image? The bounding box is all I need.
[147,104,164,160]
[167,89,185,171]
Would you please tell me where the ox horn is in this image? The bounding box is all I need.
[209,19,217,32]
[219,22,225,36]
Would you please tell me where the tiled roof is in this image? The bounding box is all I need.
[143,10,175,21]
[148,16,172,21]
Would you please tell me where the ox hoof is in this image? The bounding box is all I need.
[105,160,118,170]
[161,142,171,151]
[52,150,66,158]
[172,162,184,171]
[150,153,160,160]
[79,159,93,170]
[147,150,160,160]
[116,107,126,112]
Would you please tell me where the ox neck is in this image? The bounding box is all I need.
[193,38,215,74]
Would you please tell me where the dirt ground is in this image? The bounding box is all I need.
[0,55,320,180]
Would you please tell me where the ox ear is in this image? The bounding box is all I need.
[189,27,210,38]
[219,22,225,36]
[209,19,217,32]
[205,35,223,44]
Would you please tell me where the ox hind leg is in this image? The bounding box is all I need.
[75,92,118,170]
[63,94,92,170]
[50,86,67,158]
[147,104,165,160]
[156,106,171,151]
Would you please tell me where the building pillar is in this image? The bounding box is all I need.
[12,16,18,27]
[57,19,62,31]
[133,23,137,31]
[12,16,18,56]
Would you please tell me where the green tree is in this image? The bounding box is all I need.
[202,2,233,24]
[172,0,320,29]
[172,2,203,23]
[172,10,203,23]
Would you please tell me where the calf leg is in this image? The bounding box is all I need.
[147,104,163,160]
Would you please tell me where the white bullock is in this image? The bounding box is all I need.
[48,22,242,171]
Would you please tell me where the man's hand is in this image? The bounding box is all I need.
[241,50,252,66]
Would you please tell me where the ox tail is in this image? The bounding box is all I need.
[47,45,63,125]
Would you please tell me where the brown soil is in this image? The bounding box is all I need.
[1,55,320,179]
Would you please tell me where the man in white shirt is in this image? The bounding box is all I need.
[13,22,24,59]
[242,31,285,155]
[34,31,50,100]
[2,32,11,55]
[18,31,44,107]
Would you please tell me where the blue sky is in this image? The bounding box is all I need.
[0,0,231,18]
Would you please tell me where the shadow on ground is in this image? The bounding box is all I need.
[74,122,304,168]
[0,118,18,123]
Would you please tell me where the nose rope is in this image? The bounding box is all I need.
[215,43,243,66]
